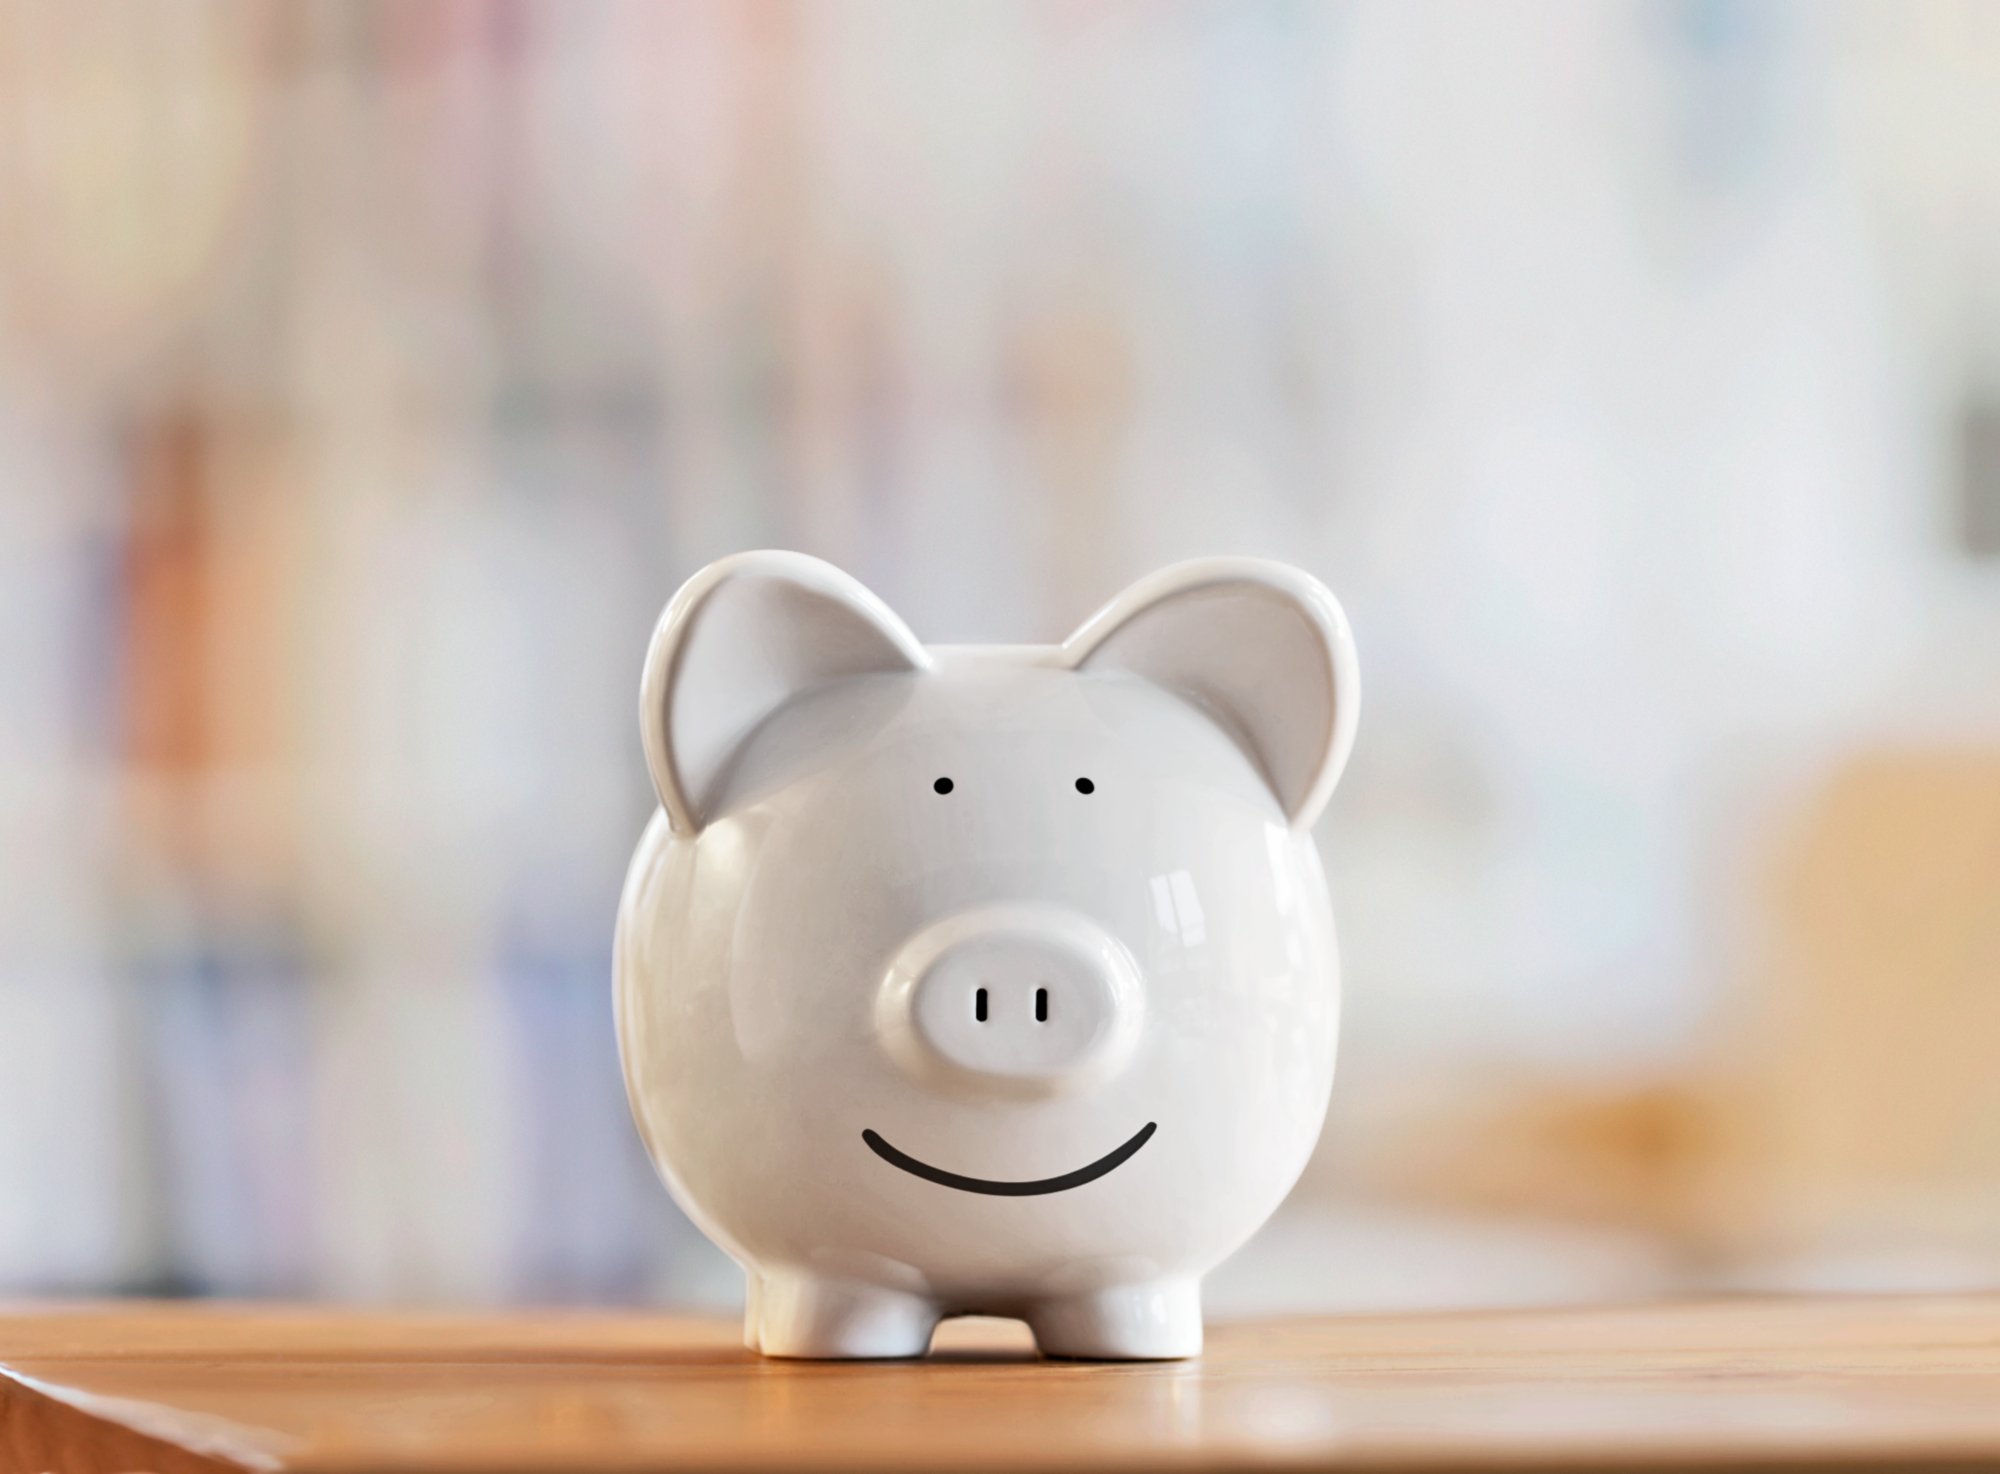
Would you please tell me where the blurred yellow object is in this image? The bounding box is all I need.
[1722,751,2000,1267]
[1340,750,2000,1291]
[0,3,269,380]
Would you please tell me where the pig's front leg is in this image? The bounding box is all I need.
[746,1270,940,1359]
[1026,1278,1203,1360]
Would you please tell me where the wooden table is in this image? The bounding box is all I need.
[7,1297,2000,1472]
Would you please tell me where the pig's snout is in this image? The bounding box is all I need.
[877,906,1144,1098]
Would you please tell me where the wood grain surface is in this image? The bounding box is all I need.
[7,1296,2000,1472]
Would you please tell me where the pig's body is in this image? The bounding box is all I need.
[616,557,1357,1359]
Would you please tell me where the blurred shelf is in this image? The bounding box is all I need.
[8,1295,2000,1471]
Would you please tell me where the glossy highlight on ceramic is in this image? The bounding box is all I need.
[615,551,1359,1359]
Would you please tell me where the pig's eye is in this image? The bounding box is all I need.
[1075,777,1095,795]
[933,777,954,795]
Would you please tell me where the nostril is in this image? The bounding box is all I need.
[974,986,988,1024]
[1035,986,1049,1023]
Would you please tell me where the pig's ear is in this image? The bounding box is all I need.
[641,551,929,834]
[1063,559,1359,829]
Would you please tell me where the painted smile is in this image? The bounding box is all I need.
[860,1121,1157,1197]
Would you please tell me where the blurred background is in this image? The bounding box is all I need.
[2,0,1999,1316]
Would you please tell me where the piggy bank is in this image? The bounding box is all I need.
[615,552,1358,1359]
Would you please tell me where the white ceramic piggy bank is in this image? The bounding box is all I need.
[616,552,1358,1360]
